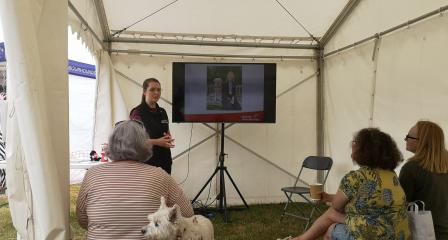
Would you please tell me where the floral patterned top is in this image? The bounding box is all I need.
[339,166,410,240]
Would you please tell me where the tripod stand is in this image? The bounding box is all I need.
[192,123,249,223]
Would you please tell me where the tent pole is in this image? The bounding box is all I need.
[111,37,317,50]
[320,0,361,46]
[93,0,111,42]
[109,49,316,60]
[316,48,325,183]
[324,5,448,58]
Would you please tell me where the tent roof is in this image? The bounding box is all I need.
[69,0,359,58]
[91,0,354,52]
[103,0,349,39]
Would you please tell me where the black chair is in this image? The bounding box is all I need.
[280,156,333,230]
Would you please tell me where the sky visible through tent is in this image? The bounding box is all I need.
[68,27,95,65]
[68,27,96,159]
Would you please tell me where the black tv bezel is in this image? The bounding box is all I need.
[172,62,276,123]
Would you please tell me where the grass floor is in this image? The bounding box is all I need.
[1,185,326,239]
[0,193,15,240]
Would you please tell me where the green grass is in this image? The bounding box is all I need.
[1,185,325,239]
[0,194,15,239]
[70,185,86,239]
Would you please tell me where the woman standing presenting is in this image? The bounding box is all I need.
[130,78,174,174]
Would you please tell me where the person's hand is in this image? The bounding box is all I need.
[320,192,332,203]
[156,133,174,148]
[290,236,302,240]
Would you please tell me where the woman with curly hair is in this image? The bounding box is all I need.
[400,121,448,239]
[292,128,410,240]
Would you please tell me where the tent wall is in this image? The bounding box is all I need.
[92,51,128,151]
[111,54,318,204]
[0,0,69,238]
[325,0,448,54]
[323,0,448,192]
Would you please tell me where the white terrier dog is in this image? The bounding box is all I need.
[176,212,214,240]
[141,196,214,240]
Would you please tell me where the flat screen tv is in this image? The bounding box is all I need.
[172,62,276,123]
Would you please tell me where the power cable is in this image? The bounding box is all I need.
[179,123,193,185]
[192,160,220,211]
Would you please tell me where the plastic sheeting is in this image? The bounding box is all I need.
[0,0,69,239]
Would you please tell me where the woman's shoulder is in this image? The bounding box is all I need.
[131,105,148,120]
[350,166,373,176]
[342,168,365,182]
[130,104,143,115]
[349,166,391,181]
[89,161,151,172]
[401,160,421,172]
[133,163,172,179]
[91,162,172,183]
[85,162,109,173]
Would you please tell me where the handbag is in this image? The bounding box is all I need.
[407,200,436,240]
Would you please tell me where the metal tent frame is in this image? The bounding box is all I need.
[69,0,448,183]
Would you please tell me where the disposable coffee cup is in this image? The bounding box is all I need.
[309,183,323,200]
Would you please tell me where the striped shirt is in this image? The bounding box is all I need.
[76,160,194,240]
[0,127,6,191]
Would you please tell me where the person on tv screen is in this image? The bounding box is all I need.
[130,78,174,174]
[222,71,241,110]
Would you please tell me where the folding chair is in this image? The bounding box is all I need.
[280,156,333,230]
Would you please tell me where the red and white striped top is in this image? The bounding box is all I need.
[76,160,194,240]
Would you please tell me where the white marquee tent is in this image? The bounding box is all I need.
[1,0,448,239]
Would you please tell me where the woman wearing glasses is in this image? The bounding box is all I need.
[130,78,174,174]
[76,120,193,239]
[400,121,448,239]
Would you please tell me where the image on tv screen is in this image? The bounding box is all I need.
[207,66,242,111]
[172,63,276,123]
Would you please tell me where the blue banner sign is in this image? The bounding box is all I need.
[68,60,96,79]
[0,43,5,62]
[0,43,95,78]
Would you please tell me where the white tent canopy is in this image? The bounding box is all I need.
[1,0,68,239]
[2,0,448,238]
[69,0,448,197]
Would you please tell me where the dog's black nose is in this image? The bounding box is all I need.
[141,229,147,234]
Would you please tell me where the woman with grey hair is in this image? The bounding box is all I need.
[76,120,194,240]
